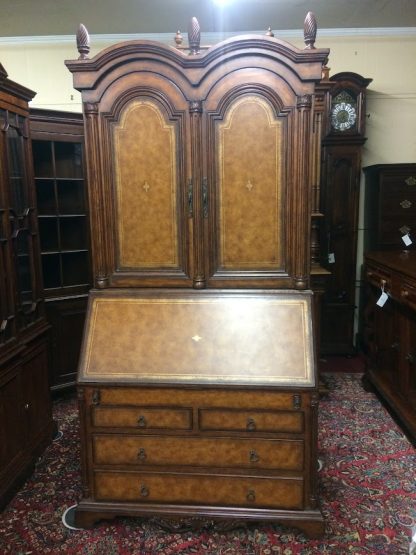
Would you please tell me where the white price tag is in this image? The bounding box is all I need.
[328,253,335,264]
[376,291,389,307]
[402,233,413,246]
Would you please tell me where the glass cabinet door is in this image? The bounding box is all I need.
[3,109,40,328]
[32,138,91,294]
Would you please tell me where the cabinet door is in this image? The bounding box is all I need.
[321,145,361,354]
[0,364,25,477]
[1,109,43,330]
[87,86,192,288]
[21,343,52,445]
[203,87,307,289]
[401,305,416,404]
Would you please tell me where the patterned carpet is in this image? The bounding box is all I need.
[1,371,415,554]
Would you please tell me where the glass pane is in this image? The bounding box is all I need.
[14,229,33,309]
[32,140,54,177]
[7,127,27,215]
[41,253,61,289]
[38,217,59,252]
[60,216,87,250]
[62,251,89,286]
[57,179,85,214]
[55,142,83,178]
[36,179,56,214]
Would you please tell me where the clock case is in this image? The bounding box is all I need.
[327,72,372,140]
[320,72,372,354]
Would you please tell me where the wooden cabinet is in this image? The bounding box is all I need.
[363,163,416,251]
[0,64,53,509]
[65,16,328,535]
[30,109,92,391]
[362,250,416,443]
[320,72,372,354]
[66,28,327,292]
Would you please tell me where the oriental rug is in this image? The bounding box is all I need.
[0,371,415,554]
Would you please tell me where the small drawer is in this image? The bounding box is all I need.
[400,280,416,311]
[92,434,304,471]
[365,265,391,291]
[91,406,192,431]
[199,408,303,434]
[94,471,304,510]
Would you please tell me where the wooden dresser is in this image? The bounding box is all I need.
[364,164,416,251]
[65,14,329,536]
[363,250,416,443]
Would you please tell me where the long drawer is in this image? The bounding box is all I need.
[94,471,304,510]
[92,434,304,471]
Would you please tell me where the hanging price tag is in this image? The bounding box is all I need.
[402,233,413,246]
[376,281,388,307]
[328,253,335,264]
[376,291,389,307]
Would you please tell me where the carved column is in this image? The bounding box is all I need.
[83,103,110,288]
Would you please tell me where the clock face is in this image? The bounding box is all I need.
[331,102,357,131]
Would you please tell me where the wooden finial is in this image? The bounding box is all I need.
[188,17,201,55]
[266,26,274,37]
[174,30,183,47]
[76,23,90,59]
[304,11,317,49]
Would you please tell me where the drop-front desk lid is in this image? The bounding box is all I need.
[78,289,316,387]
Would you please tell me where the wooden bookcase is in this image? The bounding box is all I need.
[0,65,53,510]
[30,109,92,391]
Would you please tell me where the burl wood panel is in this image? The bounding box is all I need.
[113,100,178,269]
[93,435,304,471]
[94,471,304,509]
[79,294,314,385]
[218,96,282,269]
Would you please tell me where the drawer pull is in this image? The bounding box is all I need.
[137,415,147,428]
[246,417,256,431]
[137,448,147,461]
[140,484,149,497]
[249,449,260,463]
[405,353,415,364]
[401,289,409,297]
[400,199,412,209]
[246,489,256,502]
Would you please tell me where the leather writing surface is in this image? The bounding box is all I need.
[78,292,314,386]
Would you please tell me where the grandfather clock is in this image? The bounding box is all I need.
[320,72,372,355]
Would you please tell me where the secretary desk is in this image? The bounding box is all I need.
[65,14,329,537]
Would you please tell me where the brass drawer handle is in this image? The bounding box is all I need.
[400,199,412,209]
[249,449,260,463]
[137,415,147,428]
[137,448,147,461]
[401,289,409,297]
[140,484,149,497]
[246,489,256,502]
[246,417,256,431]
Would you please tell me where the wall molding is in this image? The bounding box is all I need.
[1,27,416,47]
